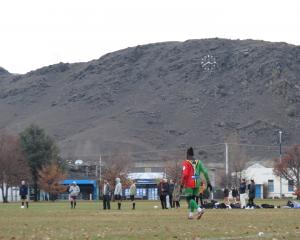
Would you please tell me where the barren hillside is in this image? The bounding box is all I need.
[1,38,300,164]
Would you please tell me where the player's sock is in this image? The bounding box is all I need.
[26,202,28,208]
[190,199,198,212]
[118,202,121,210]
[70,201,73,208]
[188,212,193,219]
[132,202,135,210]
[197,207,204,220]
[74,201,76,208]
[21,202,24,207]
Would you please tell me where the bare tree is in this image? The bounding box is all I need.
[215,169,227,189]
[274,144,300,195]
[0,130,30,203]
[38,162,67,201]
[161,150,184,183]
[101,153,132,191]
[164,160,182,183]
[227,132,247,187]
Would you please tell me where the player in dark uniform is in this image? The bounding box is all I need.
[19,180,29,208]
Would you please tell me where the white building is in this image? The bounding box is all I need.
[127,172,164,200]
[0,186,21,202]
[241,163,295,199]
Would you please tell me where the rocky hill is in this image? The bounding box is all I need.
[1,38,300,165]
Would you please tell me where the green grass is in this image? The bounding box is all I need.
[0,200,299,240]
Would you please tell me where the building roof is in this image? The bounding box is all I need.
[62,179,97,185]
[246,163,267,169]
[128,172,164,180]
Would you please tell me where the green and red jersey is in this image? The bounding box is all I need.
[181,159,210,188]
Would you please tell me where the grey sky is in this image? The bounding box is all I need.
[0,0,299,74]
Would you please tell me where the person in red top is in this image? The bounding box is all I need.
[181,147,212,219]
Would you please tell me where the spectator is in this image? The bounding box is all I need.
[19,180,29,209]
[247,179,256,209]
[239,179,247,209]
[158,179,168,209]
[102,180,111,210]
[114,177,122,210]
[129,180,137,210]
[223,187,230,206]
[172,181,181,208]
[198,181,206,207]
[168,179,175,208]
[232,186,238,204]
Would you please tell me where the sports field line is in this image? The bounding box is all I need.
[200,232,273,240]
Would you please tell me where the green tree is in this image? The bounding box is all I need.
[20,124,59,201]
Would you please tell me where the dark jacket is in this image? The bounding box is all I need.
[248,183,256,199]
[168,183,174,195]
[103,183,110,196]
[19,185,28,196]
[232,188,238,197]
[239,182,246,194]
[224,188,229,198]
[158,182,169,196]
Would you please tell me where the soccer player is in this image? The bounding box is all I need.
[114,178,122,210]
[181,147,212,219]
[19,180,29,208]
[69,181,80,209]
[129,180,137,210]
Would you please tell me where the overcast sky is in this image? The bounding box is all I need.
[1,0,299,74]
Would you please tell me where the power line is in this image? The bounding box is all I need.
[65,143,226,159]
[63,142,294,161]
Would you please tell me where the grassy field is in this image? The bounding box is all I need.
[0,200,299,240]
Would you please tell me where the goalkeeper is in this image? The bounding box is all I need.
[181,147,212,219]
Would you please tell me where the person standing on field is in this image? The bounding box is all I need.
[69,181,80,209]
[129,180,137,210]
[248,179,256,209]
[172,181,181,208]
[19,180,29,209]
[168,179,175,208]
[181,147,212,220]
[102,180,111,210]
[232,186,238,204]
[223,187,230,206]
[239,179,247,208]
[114,177,122,210]
[158,179,168,209]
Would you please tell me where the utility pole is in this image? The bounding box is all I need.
[225,143,229,187]
[99,153,102,183]
[279,130,282,198]
[98,153,102,200]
